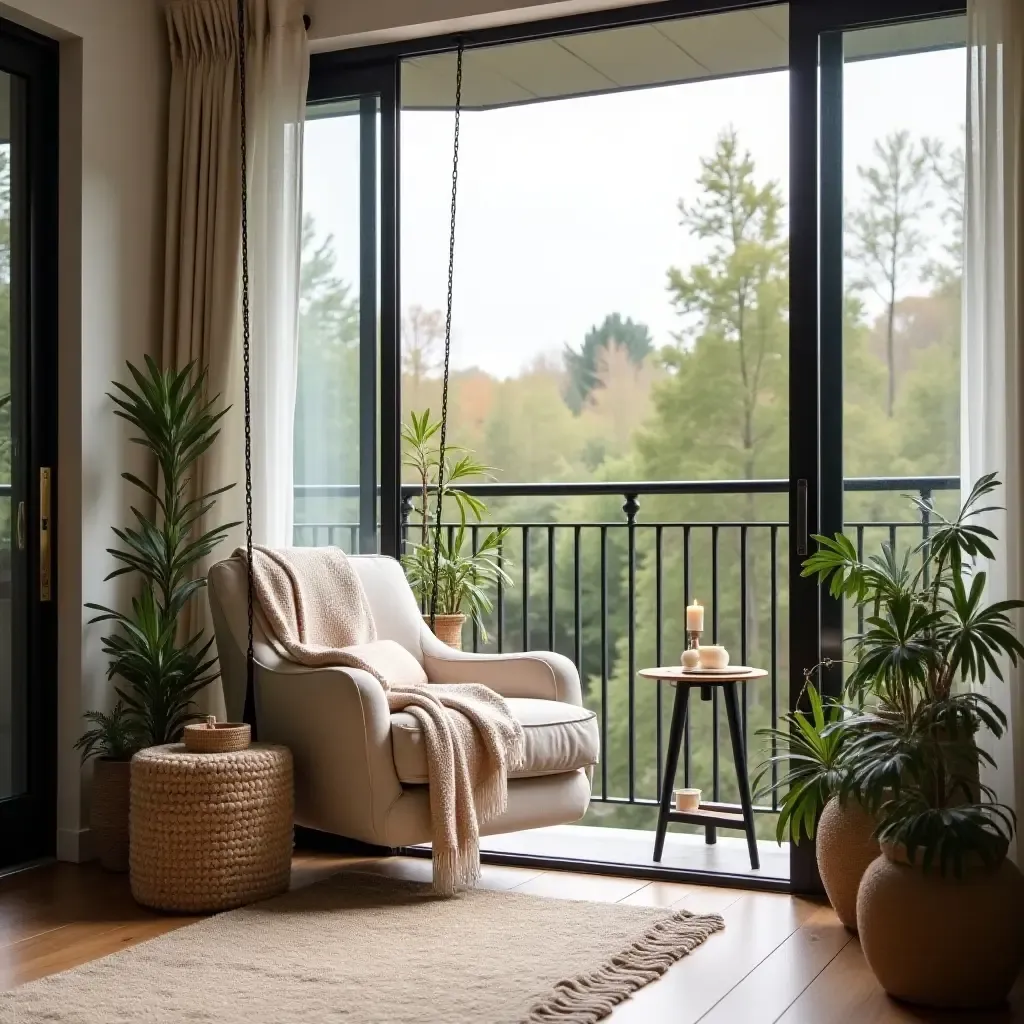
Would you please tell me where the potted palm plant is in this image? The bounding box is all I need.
[79,358,236,867]
[799,474,1024,1008]
[401,409,511,649]
[74,702,142,872]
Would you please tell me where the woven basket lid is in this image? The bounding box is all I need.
[183,716,251,753]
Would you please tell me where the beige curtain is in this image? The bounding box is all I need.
[963,0,1024,861]
[163,0,308,715]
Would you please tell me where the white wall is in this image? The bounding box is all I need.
[0,0,167,860]
[306,0,654,50]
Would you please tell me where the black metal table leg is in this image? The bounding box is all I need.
[723,682,760,870]
[653,683,690,862]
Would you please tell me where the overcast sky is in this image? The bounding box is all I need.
[304,39,965,379]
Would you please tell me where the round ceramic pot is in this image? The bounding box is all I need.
[91,757,132,873]
[815,796,879,932]
[857,844,1024,1009]
[424,613,466,650]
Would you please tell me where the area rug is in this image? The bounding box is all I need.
[0,870,725,1024]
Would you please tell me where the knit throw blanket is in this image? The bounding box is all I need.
[235,545,525,895]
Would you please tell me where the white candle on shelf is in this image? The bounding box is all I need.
[686,599,704,633]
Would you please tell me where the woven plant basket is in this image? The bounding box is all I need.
[183,717,251,753]
[424,612,466,650]
[91,758,132,873]
[130,743,294,913]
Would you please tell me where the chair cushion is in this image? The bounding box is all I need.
[340,640,428,686]
[391,697,599,784]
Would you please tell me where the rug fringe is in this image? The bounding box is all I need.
[523,910,725,1023]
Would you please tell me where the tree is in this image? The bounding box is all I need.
[922,135,965,291]
[293,215,360,535]
[563,313,653,414]
[846,131,932,418]
[402,305,445,412]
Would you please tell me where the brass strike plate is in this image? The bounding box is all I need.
[40,467,51,601]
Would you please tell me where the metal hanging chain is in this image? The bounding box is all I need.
[429,43,463,631]
[237,0,256,728]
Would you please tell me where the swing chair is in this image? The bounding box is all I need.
[208,23,597,849]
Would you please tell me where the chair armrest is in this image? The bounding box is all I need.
[420,624,583,705]
[253,654,405,845]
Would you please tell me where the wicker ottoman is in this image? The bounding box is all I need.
[129,743,294,913]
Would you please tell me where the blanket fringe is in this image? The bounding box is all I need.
[523,910,725,1023]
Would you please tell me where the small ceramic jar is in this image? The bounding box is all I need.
[675,788,701,811]
[680,648,700,669]
[698,645,730,669]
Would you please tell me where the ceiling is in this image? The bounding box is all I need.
[396,7,966,111]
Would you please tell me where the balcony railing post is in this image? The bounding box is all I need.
[400,492,413,556]
[624,493,639,803]
[920,488,933,587]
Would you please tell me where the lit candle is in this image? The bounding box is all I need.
[686,599,704,633]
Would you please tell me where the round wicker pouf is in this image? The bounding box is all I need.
[129,743,294,913]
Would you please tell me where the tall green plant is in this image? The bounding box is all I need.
[795,474,1024,875]
[85,358,238,746]
[401,408,511,638]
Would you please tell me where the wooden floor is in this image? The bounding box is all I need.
[1,853,1022,1022]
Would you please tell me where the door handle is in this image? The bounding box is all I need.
[40,467,51,601]
[15,500,24,550]
[796,479,809,557]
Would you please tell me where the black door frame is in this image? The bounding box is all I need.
[0,17,58,869]
[308,0,967,894]
[788,0,965,891]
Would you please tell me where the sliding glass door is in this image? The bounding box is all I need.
[790,0,966,889]
[0,22,58,869]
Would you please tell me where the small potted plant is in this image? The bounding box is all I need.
[401,409,511,648]
[800,474,1024,1008]
[753,676,879,932]
[74,702,142,872]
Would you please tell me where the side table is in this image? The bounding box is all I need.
[130,743,294,912]
[639,666,768,871]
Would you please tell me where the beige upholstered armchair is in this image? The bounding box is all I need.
[208,553,598,848]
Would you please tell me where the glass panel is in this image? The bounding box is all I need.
[401,7,790,875]
[0,71,19,799]
[841,20,966,660]
[296,96,379,552]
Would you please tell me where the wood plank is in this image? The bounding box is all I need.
[608,892,818,1023]
[1,916,197,989]
[699,903,852,1024]
[513,870,650,903]
[778,937,1024,1024]
[619,880,746,915]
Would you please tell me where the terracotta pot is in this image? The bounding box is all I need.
[91,758,132,872]
[424,613,466,650]
[857,844,1024,1008]
[815,796,879,932]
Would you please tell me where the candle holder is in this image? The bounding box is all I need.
[687,629,713,702]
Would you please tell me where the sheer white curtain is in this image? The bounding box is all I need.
[962,0,1024,859]
[164,0,308,713]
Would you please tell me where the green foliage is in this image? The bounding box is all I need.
[83,357,238,747]
[752,681,847,845]
[401,408,513,637]
[73,701,143,763]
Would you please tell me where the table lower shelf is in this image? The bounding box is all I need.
[664,804,748,830]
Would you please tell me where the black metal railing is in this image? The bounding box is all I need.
[293,475,959,830]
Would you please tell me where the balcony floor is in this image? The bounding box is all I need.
[479,823,790,883]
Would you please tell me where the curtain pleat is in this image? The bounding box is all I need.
[963,0,1024,861]
[162,0,308,715]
